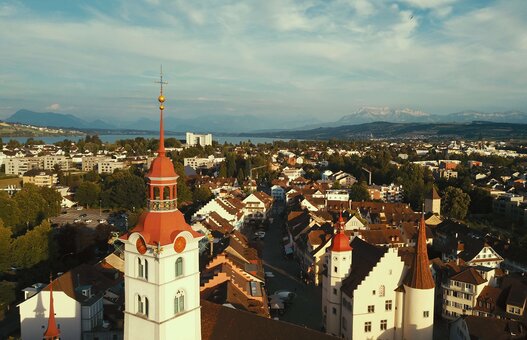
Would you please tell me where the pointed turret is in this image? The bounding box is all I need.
[331,211,352,252]
[407,215,434,289]
[43,274,60,340]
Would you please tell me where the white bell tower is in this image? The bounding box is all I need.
[122,71,203,340]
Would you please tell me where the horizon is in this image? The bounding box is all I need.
[1,1,526,122]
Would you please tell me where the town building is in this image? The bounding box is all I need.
[22,169,58,187]
[97,159,126,174]
[186,132,212,147]
[425,186,441,216]
[322,214,435,339]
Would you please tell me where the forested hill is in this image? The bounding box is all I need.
[241,121,527,140]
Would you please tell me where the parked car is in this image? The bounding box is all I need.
[265,271,275,278]
[85,219,93,223]
[76,206,83,210]
[73,218,82,223]
[254,231,266,239]
[79,213,87,218]
[97,219,107,223]
[272,290,296,303]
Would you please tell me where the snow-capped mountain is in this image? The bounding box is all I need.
[442,110,527,124]
[337,106,432,124]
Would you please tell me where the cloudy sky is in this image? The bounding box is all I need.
[1,0,526,123]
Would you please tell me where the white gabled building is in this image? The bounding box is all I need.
[322,215,435,340]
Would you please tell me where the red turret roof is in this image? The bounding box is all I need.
[406,215,435,289]
[331,211,352,252]
[43,275,60,339]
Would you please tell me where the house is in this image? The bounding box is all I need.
[242,191,273,221]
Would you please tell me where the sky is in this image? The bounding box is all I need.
[0,0,526,124]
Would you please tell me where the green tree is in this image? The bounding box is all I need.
[39,186,62,218]
[218,163,227,178]
[103,170,146,210]
[0,221,13,273]
[0,281,16,316]
[192,186,213,204]
[84,170,100,183]
[13,184,46,231]
[11,220,52,268]
[349,183,370,202]
[226,153,236,177]
[76,181,101,208]
[0,192,21,228]
[442,186,471,220]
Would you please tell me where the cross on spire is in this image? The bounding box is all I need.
[155,65,168,95]
[155,65,168,156]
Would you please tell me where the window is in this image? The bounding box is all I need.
[138,258,144,278]
[332,307,337,315]
[364,322,371,332]
[379,285,385,297]
[372,290,376,295]
[342,317,347,330]
[368,305,375,313]
[174,290,185,314]
[334,266,338,273]
[176,257,183,277]
[385,300,392,311]
[145,297,149,317]
[423,311,429,318]
[144,260,149,280]
[380,320,387,330]
[137,295,144,314]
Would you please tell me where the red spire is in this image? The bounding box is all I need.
[406,215,435,289]
[331,210,352,252]
[44,274,60,339]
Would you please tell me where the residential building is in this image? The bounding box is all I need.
[22,170,58,187]
[184,155,224,170]
[242,191,273,221]
[425,186,441,216]
[186,132,212,147]
[97,159,126,174]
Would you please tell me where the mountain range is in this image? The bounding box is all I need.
[4,107,527,134]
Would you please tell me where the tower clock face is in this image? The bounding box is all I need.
[136,237,147,254]
[174,237,186,253]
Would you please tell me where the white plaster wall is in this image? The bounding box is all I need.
[350,250,405,340]
[20,291,81,340]
[403,286,434,340]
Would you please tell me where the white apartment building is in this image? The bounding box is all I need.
[186,132,212,147]
[184,155,224,169]
[97,160,126,174]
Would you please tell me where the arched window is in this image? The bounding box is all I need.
[379,285,385,297]
[176,257,183,277]
[174,290,185,314]
[137,295,143,314]
[137,258,144,278]
[164,186,170,199]
[153,187,160,199]
[144,259,149,280]
[144,297,149,317]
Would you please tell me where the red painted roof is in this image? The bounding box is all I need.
[331,211,352,252]
[147,155,178,178]
[406,215,435,289]
[125,210,201,246]
[43,277,60,339]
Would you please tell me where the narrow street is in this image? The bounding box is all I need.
[257,207,323,331]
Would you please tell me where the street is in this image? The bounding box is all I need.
[258,208,323,331]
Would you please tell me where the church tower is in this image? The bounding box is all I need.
[403,215,435,340]
[322,212,352,337]
[122,71,203,340]
[424,186,441,216]
[43,275,60,340]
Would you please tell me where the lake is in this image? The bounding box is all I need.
[4,134,293,145]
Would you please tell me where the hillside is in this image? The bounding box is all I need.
[0,121,83,138]
[241,121,527,140]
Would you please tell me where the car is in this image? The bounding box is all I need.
[73,218,82,223]
[85,219,93,223]
[265,271,275,278]
[272,290,296,303]
[97,219,107,223]
[80,213,87,218]
[254,231,266,239]
[76,206,83,210]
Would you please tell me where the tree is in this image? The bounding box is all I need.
[226,153,236,177]
[0,281,16,316]
[0,192,21,228]
[192,186,213,204]
[218,163,227,178]
[84,170,100,183]
[442,186,471,220]
[11,220,53,268]
[39,186,62,218]
[103,170,146,210]
[0,221,13,273]
[13,184,46,231]
[349,183,370,202]
[76,181,101,208]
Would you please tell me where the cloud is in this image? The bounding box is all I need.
[0,0,525,121]
[46,103,61,111]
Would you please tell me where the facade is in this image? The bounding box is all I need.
[97,159,126,174]
[271,185,285,201]
[22,170,58,187]
[184,155,224,170]
[82,156,110,172]
[186,132,212,147]
[322,215,435,340]
[425,187,441,216]
[4,157,41,175]
[442,268,488,319]
[121,90,203,340]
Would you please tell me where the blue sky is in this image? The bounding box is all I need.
[0,0,526,123]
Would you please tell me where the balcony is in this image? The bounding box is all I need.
[148,199,177,211]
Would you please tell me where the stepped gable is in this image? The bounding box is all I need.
[341,237,387,296]
[405,215,435,289]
